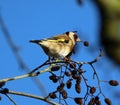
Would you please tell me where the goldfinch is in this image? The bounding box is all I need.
[30,31,80,59]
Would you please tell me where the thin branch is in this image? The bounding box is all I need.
[29,59,67,74]
[8,90,59,105]
[5,94,17,105]
[90,64,105,98]
[0,65,52,83]
[29,60,49,73]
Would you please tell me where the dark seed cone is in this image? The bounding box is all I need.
[65,71,71,76]
[51,66,61,71]
[60,83,65,89]
[88,98,95,105]
[83,41,89,47]
[57,83,65,92]
[90,87,96,94]
[61,90,68,99]
[95,96,101,105]
[49,92,57,99]
[66,79,72,89]
[69,63,76,68]
[109,80,119,86]
[74,97,83,104]
[49,75,58,83]
[71,70,78,79]
[71,70,77,75]
[104,98,112,105]
[76,76,82,84]
[75,84,81,93]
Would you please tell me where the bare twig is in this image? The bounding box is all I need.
[5,94,17,105]
[90,64,105,98]
[8,90,59,105]
[0,65,52,83]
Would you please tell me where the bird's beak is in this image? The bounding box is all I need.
[76,38,81,42]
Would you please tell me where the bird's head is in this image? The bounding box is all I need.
[65,31,81,45]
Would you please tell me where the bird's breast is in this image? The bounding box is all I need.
[39,41,72,58]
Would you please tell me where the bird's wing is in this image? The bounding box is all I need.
[44,34,70,43]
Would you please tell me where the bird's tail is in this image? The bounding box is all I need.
[29,40,41,44]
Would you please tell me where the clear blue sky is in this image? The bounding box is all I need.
[0,0,120,105]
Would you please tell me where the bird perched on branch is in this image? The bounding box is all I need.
[30,31,81,60]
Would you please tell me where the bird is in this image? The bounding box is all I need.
[29,31,81,60]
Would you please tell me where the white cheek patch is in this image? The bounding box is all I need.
[68,32,75,45]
